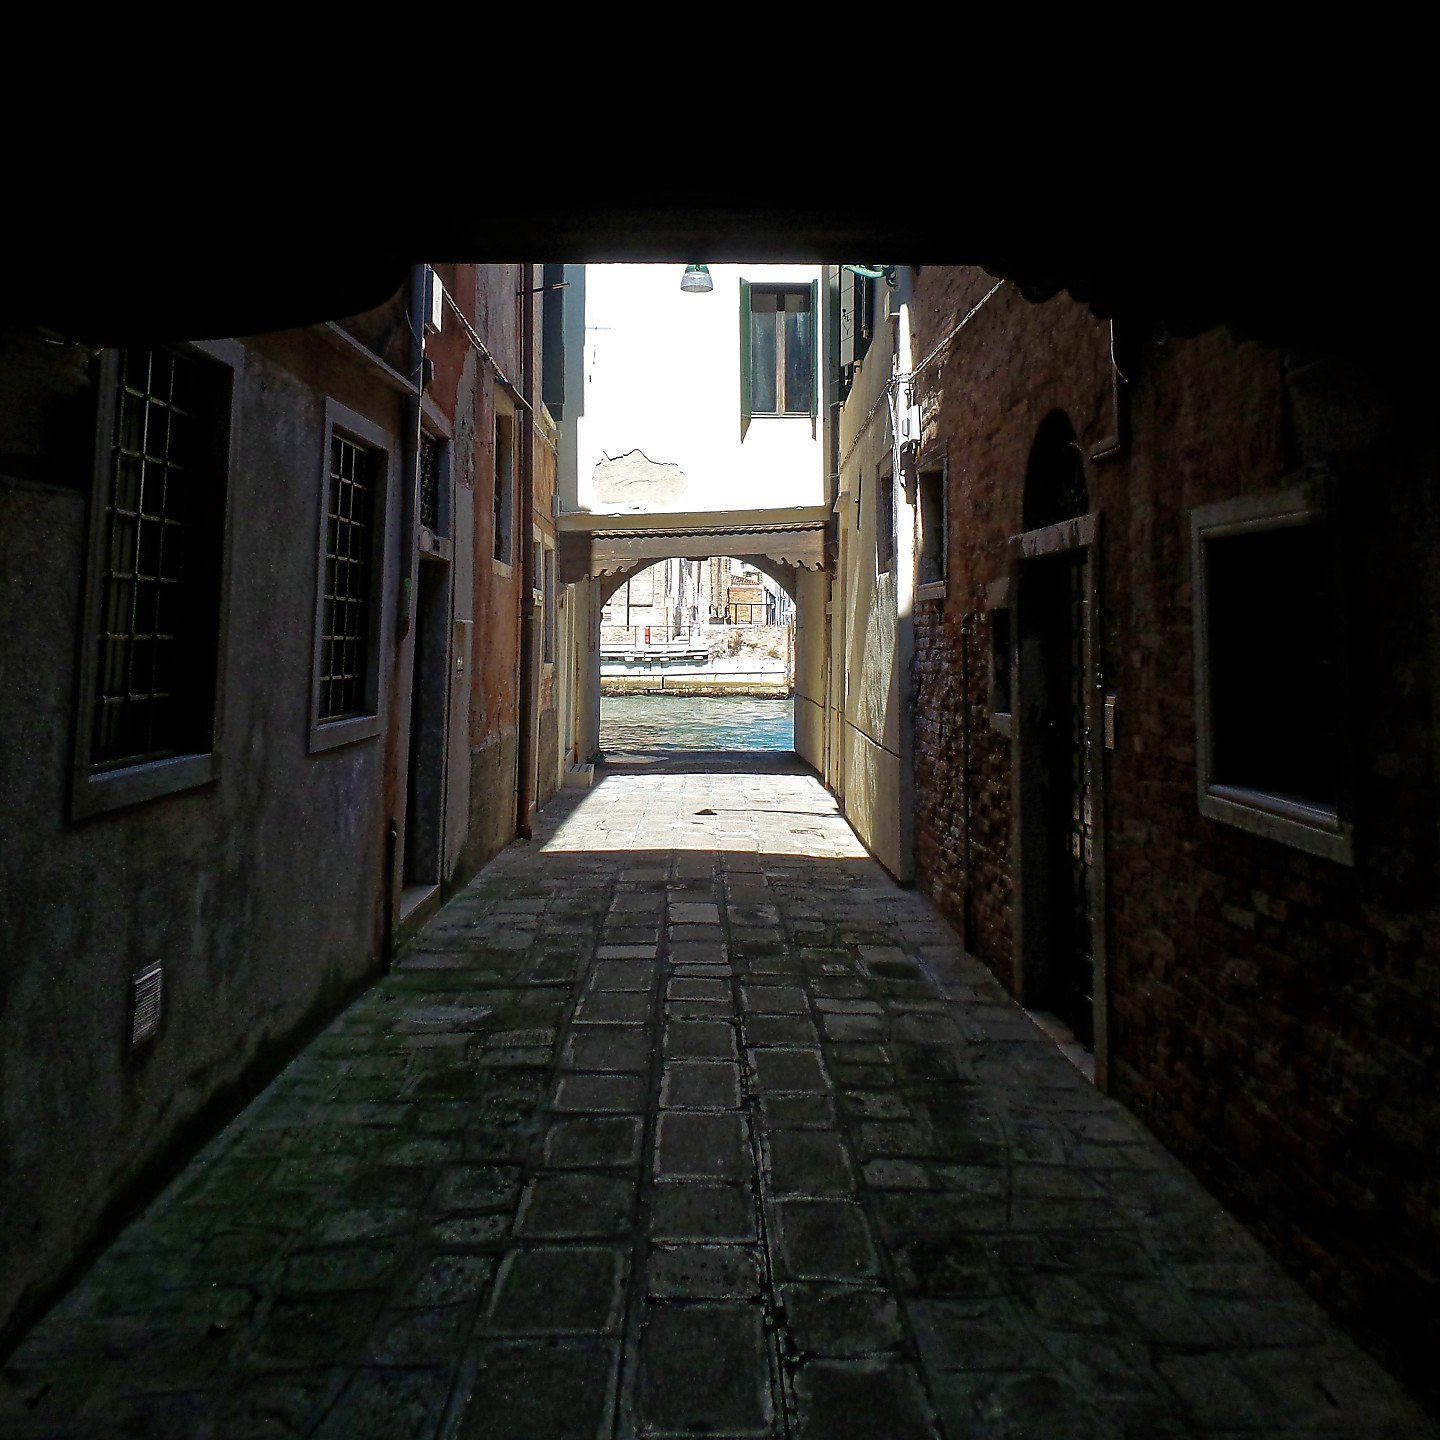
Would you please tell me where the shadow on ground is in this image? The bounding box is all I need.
[1,761,1432,1438]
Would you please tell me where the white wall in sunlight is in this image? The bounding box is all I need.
[566,263,826,516]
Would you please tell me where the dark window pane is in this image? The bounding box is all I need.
[115,452,142,511]
[90,344,224,769]
[992,609,1012,714]
[160,526,184,581]
[783,307,811,413]
[109,515,136,577]
[137,519,161,578]
[1207,523,1337,808]
[317,434,375,720]
[104,578,133,639]
[140,460,165,518]
[751,308,777,413]
[133,582,158,637]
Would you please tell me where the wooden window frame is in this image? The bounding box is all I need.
[740,278,820,434]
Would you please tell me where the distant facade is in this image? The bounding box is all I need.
[0,264,557,1349]
[553,263,831,768]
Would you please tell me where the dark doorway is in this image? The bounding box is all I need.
[404,556,450,893]
[1020,549,1095,1049]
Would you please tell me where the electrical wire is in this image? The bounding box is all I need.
[836,279,1006,477]
[907,279,1005,379]
[440,284,530,410]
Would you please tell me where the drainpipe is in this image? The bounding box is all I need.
[960,612,975,951]
[515,265,538,839]
[385,263,427,958]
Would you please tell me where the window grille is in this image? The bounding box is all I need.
[493,413,515,564]
[419,431,442,534]
[318,434,376,720]
[92,346,214,767]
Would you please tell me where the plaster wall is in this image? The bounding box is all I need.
[568,264,826,516]
[793,566,828,772]
[832,289,907,877]
[461,327,523,877]
[0,329,405,1346]
[535,403,560,809]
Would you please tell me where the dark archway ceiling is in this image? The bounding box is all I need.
[7,175,1430,350]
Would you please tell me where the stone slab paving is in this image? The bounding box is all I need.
[2,752,1434,1438]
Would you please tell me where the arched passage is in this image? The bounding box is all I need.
[598,554,798,610]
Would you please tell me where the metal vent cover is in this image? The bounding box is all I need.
[130,962,163,1049]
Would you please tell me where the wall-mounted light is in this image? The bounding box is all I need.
[842,264,898,287]
[680,264,714,294]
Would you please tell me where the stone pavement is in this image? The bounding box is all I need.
[1,754,1434,1439]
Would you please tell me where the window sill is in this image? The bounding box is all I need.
[916,580,947,602]
[492,558,514,578]
[748,411,813,420]
[72,751,218,820]
[309,714,382,755]
[990,711,1013,739]
[1200,784,1354,866]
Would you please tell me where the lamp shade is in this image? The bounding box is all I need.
[680,264,713,293]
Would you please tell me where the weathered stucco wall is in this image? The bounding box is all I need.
[833,298,905,877]
[535,400,560,809]
[0,328,405,1346]
[793,565,828,774]
[459,266,526,876]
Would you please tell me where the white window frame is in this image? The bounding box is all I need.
[308,399,397,755]
[71,339,244,820]
[1191,480,1354,865]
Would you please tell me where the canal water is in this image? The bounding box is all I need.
[600,694,794,752]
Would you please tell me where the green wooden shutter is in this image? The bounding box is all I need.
[809,278,820,422]
[739,278,752,438]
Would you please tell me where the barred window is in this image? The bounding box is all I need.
[493,411,515,565]
[419,430,442,535]
[73,340,238,819]
[318,434,377,722]
[310,401,393,753]
[92,346,223,769]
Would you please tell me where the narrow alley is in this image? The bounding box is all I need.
[1,757,1429,1440]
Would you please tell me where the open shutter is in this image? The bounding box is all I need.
[839,267,856,370]
[809,278,820,422]
[739,278,752,438]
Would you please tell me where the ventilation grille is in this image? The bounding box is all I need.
[131,963,163,1049]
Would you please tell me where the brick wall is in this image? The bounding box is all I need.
[908,266,1440,1399]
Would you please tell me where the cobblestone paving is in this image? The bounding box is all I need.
[2,755,1434,1438]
